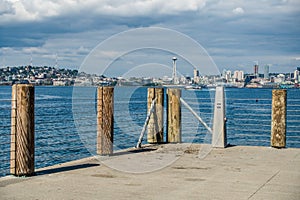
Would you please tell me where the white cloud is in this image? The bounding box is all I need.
[202,0,300,18]
[0,47,17,54]
[232,7,244,15]
[97,50,120,59]
[0,1,33,23]
[41,54,57,60]
[0,0,206,24]
[1,0,299,72]
[77,46,90,55]
[22,47,48,54]
[2,0,299,24]
[0,0,13,15]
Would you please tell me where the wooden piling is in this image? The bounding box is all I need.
[167,88,181,143]
[10,84,35,176]
[147,88,164,143]
[271,89,287,148]
[97,87,114,155]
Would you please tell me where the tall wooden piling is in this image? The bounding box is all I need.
[97,87,114,155]
[167,88,181,143]
[147,88,164,143]
[271,89,287,148]
[10,84,35,176]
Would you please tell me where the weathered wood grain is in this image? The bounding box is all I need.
[271,89,287,148]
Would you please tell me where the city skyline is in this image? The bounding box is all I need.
[1,61,299,78]
[0,0,300,75]
[1,64,299,88]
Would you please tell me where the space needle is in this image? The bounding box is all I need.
[172,57,178,84]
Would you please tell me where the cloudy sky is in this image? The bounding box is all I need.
[0,0,300,76]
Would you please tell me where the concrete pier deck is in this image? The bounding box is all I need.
[1,144,299,200]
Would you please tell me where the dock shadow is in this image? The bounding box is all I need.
[226,144,237,148]
[111,147,158,157]
[36,163,100,176]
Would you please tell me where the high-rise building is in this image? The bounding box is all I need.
[222,69,227,78]
[240,71,244,81]
[193,69,199,78]
[225,70,231,82]
[264,65,270,79]
[193,69,200,84]
[233,70,244,81]
[254,64,259,77]
[233,71,239,80]
[294,70,299,83]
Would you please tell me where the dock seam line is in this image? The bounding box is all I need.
[247,170,280,199]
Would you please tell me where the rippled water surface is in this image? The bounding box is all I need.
[0,86,299,177]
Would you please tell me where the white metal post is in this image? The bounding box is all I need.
[212,86,227,148]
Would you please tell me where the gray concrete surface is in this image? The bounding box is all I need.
[0,144,299,200]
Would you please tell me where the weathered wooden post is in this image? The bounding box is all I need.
[97,86,114,155]
[10,84,35,176]
[271,89,287,148]
[167,88,181,143]
[212,86,227,148]
[147,88,164,143]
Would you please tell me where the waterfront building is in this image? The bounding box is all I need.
[180,76,187,84]
[274,74,285,83]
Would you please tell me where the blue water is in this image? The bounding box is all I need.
[0,86,299,177]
